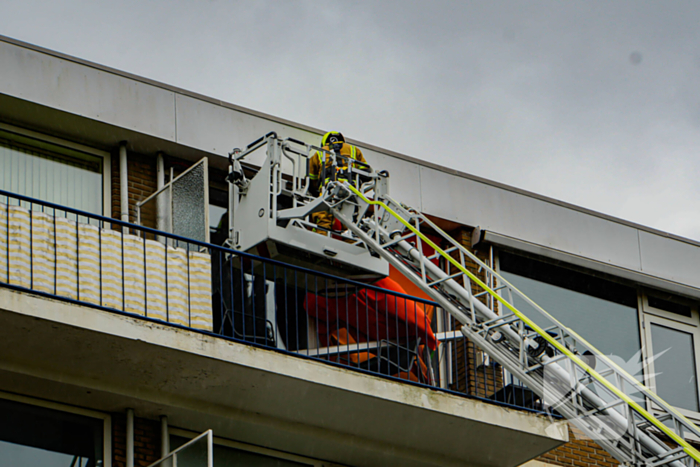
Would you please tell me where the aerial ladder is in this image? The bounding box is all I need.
[228,133,700,467]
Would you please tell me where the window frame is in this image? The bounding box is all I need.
[0,390,112,467]
[641,295,700,419]
[169,427,329,467]
[494,248,647,395]
[494,248,643,356]
[494,247,700,420]
[641,292,698,326]
[0,122,112,217]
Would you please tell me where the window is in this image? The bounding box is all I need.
[649,324,698,411]
[208,182,228,244]
[498,252,643,381]
[642,295,700,414]
[0,126,108,215]
[0,397,106,467]
[170,433,315,467]
[209,204,227,233]
[647,294,692,318]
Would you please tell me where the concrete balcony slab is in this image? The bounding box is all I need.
[0,287,567,467]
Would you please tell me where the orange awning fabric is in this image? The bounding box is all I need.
[305,277,437,351]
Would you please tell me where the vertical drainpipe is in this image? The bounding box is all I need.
[119,142,129,230]
[160,415,169,457]
[156,152,165,231]
[126,408,135,467]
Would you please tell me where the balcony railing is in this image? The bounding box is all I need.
[0,189,550,415]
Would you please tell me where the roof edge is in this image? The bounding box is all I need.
[2,34,699,249]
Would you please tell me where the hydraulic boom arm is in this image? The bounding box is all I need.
[324,178,700,467]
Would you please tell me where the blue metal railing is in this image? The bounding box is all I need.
[0,189,549,415]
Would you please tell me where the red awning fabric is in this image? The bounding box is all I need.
[305,277,437,351]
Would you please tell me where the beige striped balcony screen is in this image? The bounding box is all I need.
[0,202,212,331]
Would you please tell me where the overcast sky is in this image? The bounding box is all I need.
[2,0,700,240]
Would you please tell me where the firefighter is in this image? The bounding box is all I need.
[308,131,370,232]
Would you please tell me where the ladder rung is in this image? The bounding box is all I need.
[481,313,519,330]
[578,367,615,386]
[526,354,569,373]
[427,272,464,288]
[524,325,562,341]
[579,398,626,420]
[648,447,686,467]
[543,324,568,337]
[425,246,458,261]
[637,413,673,431]
[381,232,416,250]
[474,285,507,298]
[540,325,562,335]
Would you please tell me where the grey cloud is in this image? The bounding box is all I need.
[1,0,700,238]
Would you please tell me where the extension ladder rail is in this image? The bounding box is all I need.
[327,181,700,467]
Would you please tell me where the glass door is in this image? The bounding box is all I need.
[642,296,700,416]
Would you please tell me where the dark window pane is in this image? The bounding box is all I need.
[499,252,642,387]
[171,435,311,467]
[647,295,692,318]
[209,204,227,231]
[0,398,103,467]
[499,251,637,307]
[650,324,699,412]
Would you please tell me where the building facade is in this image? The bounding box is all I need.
[1,35,699,467]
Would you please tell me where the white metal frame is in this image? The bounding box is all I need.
[642,293,698,326]
[328,179,700,466]
[168,427,329,467]
[136,157,210,243]
[642,296,700,421]
[148,429,213,467]
[226,134,387,278]
[0,390,112,467]
[435,305,454,389]
[0,121,112,217]
[492,252,700,426]
[493,250,644,391]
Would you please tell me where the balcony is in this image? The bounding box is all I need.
[0,189,567,467]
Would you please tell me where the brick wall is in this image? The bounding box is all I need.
[448,227,504,398]
[111,149,158,229]
[112,414,162,467]
[537,426,619,467]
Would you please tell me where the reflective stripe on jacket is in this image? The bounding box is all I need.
[308,143,365,184]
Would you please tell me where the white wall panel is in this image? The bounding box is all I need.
[639,231,700,286]
[420,166,643,271]
[4,37,700,292]
[0,42,176,140]
[175,95,423,208]
[175,94,317,161]
[359,150,422,210]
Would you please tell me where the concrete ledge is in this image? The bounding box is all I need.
[3,35,700,294]
[0,287,567,466]
[520,461,556,467]
[0,287,565,435]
